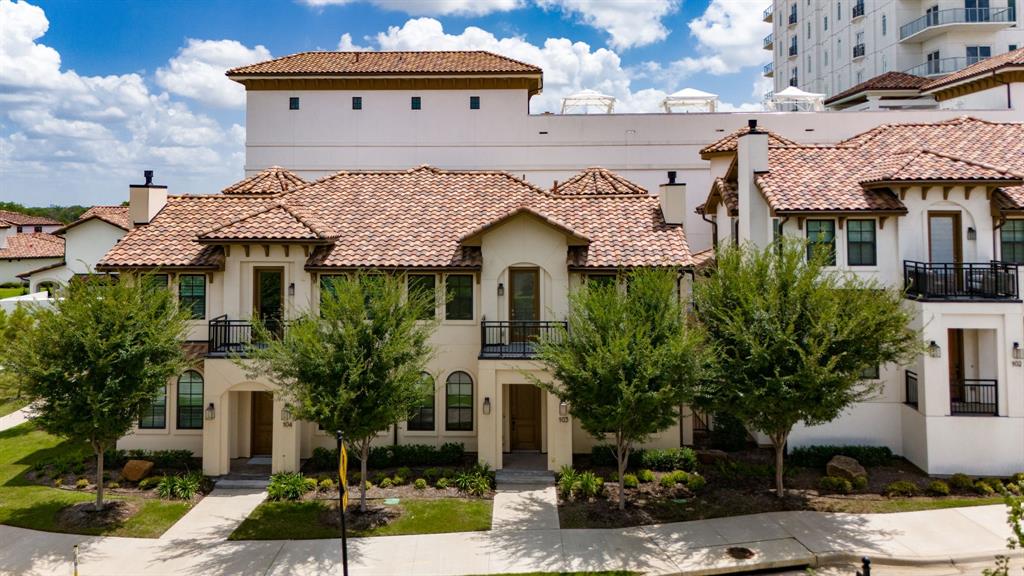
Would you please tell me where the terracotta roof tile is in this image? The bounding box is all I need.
[199,203,333,242]
[0,210,60,227]
[860,149,1023,185]
[554,167,648,196]
[0,233,64,259]
[824,71,929,105]
[227,51,541,77]
[697,177,739,216]
[55,206,131,234]
[699,126,800,158]
[222,167,305,195]
[923,47,1024,92]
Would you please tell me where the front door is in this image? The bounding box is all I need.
[510,385,541,451]
[251,391,274,456]
[509,268,540,343]
[254,268,284,336]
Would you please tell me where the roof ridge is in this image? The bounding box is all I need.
[916,147,1024,177]
[275,203,335,239]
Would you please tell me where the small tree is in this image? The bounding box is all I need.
[534,268,708,510]
[692,240,920,497]
[0,306,35,402]
[244,272,436,512]
[8,275,190,510]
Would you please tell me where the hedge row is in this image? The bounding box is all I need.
[308,442,465,471]
[787,445,894,468]
[590,446,698,472]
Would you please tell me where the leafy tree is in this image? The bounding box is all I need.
[534,268,709,510]
[7,275,190,510]
[692,240,920,497]
[244,272,437,512]
[0,306,35,403]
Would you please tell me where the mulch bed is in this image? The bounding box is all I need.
[318,501,402,530]
[55,501,138,531]
[301,484,492,502]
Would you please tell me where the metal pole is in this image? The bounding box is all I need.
[73,544,79,576]
[336,431,349,576]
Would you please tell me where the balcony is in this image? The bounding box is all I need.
[788,10,798,25]
[904,56,976,77]
[905,370,919,408]
[903,261,1019,301]
[853,43,866,59]
[788,44,798,57]
[763,33,774,50]
[480,320,567,359]
[763,62,774,77]
[788,76,799,87]
[763,5,773,22]
[950,379,998,415]
[852,1,865,18]
[900,7,1015,42]
[208,315,286,357]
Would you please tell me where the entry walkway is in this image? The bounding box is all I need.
[160,488,266,542]
[0,406,32,432]
[0,504,1018,575]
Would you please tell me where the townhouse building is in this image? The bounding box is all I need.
[0,210,63,284]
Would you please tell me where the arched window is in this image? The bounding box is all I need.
[177,371,204,430]
[407,372,435,431]
[445,371,473,431]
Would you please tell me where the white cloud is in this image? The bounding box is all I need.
[536,0,678,50]
[302,0,522,16]
[155,39,271,108]
[683,0,771,75]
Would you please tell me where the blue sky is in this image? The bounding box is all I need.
[1,0,770,206]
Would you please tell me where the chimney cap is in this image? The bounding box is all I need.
[144,170,154,185]
[747,119,760,133]
[667,171,677,184]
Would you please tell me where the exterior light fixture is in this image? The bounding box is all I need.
[204,402,216,421]
[281,405,294,427]
[927,340,941,358]
[482,397,491,415]
[1014,342,1023,360]
[288,282,295,296]
[967,227,977,240]
[559,401,569,417]
[497,283,504,296]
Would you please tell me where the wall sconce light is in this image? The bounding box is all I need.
[482,397,491,415]
[497,283,504,296]
[1014,342,1023,360]
[281,405,294,427]
[559,401,569,417]
[288,282,295,296]
[927,340,942,358]
[204,402,216,421]
[967,227,977,240]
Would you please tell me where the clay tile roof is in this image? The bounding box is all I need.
[222,167,306,195]
[458,206,590,243]
[860,149,1024,185]
[227,51,541,77]
[696,178,739,216]
[0,210,60,227]
[923,47,1024,92]
[824,71,929,105]
[553,167,648,196]
[690,248,715,269]
[699,126,800,158]
[17,259,67,279]
[199,203,333,242]
[55,206,131,234]
[0,233,64,260]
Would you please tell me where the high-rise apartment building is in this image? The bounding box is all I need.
[763,0,1023,98]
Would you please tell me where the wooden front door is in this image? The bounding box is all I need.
[510,385,541,451]
[254,268,284,336]
[509,268,540,342]
[251,392,274,456]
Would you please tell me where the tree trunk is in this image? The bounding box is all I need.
[359,440,370,512]
[770,432,788,499]
[616,434,630,511]
[94,443,105,510]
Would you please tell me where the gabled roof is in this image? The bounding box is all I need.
[0,233,64,260]
[0,210,60,227]
[824,71,930,106]
[860,149,1023,186]
[17,260,67,279]
[227,51,541,77]
[699,126,799,159]
[696,178,738,216]
[458,206,590,244]
[922,47,1024,93]
[553,167,648,196]
[222,167,305,196]
[54,206,131,234]
[199,203,334,243]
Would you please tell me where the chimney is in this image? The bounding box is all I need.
[737,120,771,247]
[659,170,687,225]
[129,170,168,226]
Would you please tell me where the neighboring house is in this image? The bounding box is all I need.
[697,116,1024,476]
[19,206,132,293]
[0,232,64,285]
[0,210,61,239]
[764,0,1024,98]
[97,165,690,476]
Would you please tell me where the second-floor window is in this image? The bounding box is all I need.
[289,97,300,110]
[178,275,206,319]
[470,96,480,110]
[352,96,362,110]
[411,96,422,110]
[1001,220,1024,264]
[806,219,836,265]
[445,274,473,320]
[847,219,877,266]
[408,274,437,320]
[966,45,991,65]
[882,14,887,35]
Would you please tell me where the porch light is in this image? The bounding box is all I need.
[927,340,942,358]
[482,397,491,415]
[497,283,504,297]
[204,402,216,421]
[967,227,977,240]
[288,282,295,296]
[1015,342,1023,360]
[281,405,294,427]
[559,401,569,417]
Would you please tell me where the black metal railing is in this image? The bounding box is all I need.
[789,76,799,86]
[853,43,866,58]
[789,44,798,57]
[905,370,919,408]
[788,10,798,24]
[900,7,1015,39]
[903,261,1019,301]
[950,379,998,415]
[208,315,285,356]
[480,320,567,359]
[853,2,865,18]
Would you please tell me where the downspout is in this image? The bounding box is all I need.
[700,212,719,250]
[994,212,1008,262]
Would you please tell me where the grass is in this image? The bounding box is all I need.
[230,498,493,540]
[813,495,1005,514]
[0,393,28,418]
[0,287,26,299]
[0,423,193,538]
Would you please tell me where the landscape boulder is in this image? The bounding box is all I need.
[826,455,867,481]
[121,459,154,482]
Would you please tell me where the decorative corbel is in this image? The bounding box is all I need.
[303,245,310,257]
[263,245,270,257]
[837,216,846,230]
[284,245,290,258]
[244,245,250,257]
[879,216,888,230]
[225,245,231,258]
[942,186,951,200]
[796,216,804,230]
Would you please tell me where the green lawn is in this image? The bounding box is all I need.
[815,495,1005,514]
[0,423,192,538]
[0,287,26,299]
[230,498,493,540]
[0,394,28,418]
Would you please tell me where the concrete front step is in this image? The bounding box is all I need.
[496,468,555,486]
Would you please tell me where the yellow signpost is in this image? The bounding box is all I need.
[336,431,349,576]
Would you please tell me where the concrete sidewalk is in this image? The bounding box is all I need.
[159,488,267,542]
[0,406,31,432]
[0,504,1017,576]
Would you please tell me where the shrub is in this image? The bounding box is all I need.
[1012,472,1024,484]
[976,481,996,495]
[267,472,309,501]
[709,412,750,452]
[590,446,643,469]
[1007,483,1022,496]
[424,467,443,483]
[309,447,336,471]
[150,450,195,469]
[637,469,655,483]
[982,478,1005,492]
[107,482,120,489]
[927,480,950,496]
[683,472,706,492]
[157,471,204,500]
[76,478,89,489]
[103,448,128,469]
[949,473,974,492]
[453,468,492,496]
[414,478,427,490]
[354,443,465,469]
[852,476,869,491]
[435,477,450,489]
[558,466,579,498]
[315,478,333,492]
[818,476,852,494]
[788,445,894,468]
[714,459,780,481]
[392,474,408,486]
[576,471,604,499]
[640,448,698,472]
[659,473,679,489]
[371,472,388,486]
[885,480,919,497]
[621,473,639,489]
[304,477,319,493]
[138,476,162,490]
[396,466,413,479]
[379,477,394,488]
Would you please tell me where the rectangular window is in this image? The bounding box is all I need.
[1011,44,1019,51]
[825,15,828,30]
[806,219,837,265]
[411,96,421,110]
[289,97,300,110]
[860,365,881,379]
[847,219,877,266]
[407,373,435,431]
[407,274,437,320]
[176,372,204,430]
[139,386,166,429]
[352,96,362,110]
[882,14,887,35]
[469,96,480,110]
[145,274,169,292]
[178,275,206,319]
[445,274,473,320]
[34,226,42,233]
[966,45,992,65]
[319,274,346,306]
[1001,220,1024,264]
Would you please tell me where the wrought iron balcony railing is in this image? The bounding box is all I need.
[900,7,1015,40]
[480,320,567,359]
[853,43,866,58]
[905,371,919,408]
[208,315,286,357]
[950,379,998,416]
[903,261,1019,301]
[852,2,865,18]
[788,10,798,24]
